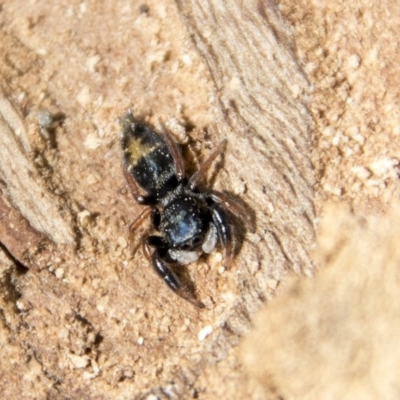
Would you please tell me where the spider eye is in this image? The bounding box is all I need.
[193,237,202,245]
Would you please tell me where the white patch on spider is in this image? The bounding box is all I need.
[169,249,200,265]
[202,223,218,254]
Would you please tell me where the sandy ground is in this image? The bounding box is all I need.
[0,0,399,399]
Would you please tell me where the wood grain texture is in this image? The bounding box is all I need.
[175,0,315,299]
[0,86,74,246]
[0,1,314,398]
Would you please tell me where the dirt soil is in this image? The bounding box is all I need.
[0,0,399,399]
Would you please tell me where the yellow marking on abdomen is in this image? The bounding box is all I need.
[125,138,161,167]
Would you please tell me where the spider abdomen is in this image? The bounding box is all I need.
[120,113,178,199]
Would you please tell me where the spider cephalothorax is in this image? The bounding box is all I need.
[120,110,249,308]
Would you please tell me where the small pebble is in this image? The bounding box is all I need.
[198,325,213,341]
[55,268,64,279]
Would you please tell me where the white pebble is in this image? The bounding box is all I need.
[347,54,361,69]
[55,268,64,279]
[68,354,90,369]
[145,395,160,400]
[351,166,371,180]
[198,325,213,341]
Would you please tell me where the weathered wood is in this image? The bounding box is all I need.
[0,87,73,269]
[175,0,315,309]
[0,87,74,246]
[0,1,314,398]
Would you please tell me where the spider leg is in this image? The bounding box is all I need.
[150,208,161,230]
[210,190,255,232]
[123,167,157,205]
[143,237,205,308]
[189,140,226,190]
[158,120,185,181]
[211,203,234,270]
[127,208,152,254]
[129,207,152,234]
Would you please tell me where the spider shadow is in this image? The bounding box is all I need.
[220,190,256,260]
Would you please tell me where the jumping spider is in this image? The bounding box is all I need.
[120,111,249,308]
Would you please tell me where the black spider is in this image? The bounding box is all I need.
[120,111,249,308]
